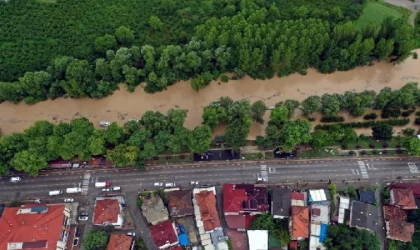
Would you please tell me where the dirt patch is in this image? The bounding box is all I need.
[0,50,419,138]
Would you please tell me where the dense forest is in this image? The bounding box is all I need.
[0,0,417,103]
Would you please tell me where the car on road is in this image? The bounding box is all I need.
[154,182,163,187]
[73,238,79,246]
[102,188,111,192]
[190,181,198,185]
[126,232,136,237]
[112,186,121,191]
[79,211,88,217]
[78,216,89,221]
[75,227,81,237]
[99,121,111,127]
[257,176,267,182]
[9,177,21,183]
[165,182,176,187]
[64,198,74,202]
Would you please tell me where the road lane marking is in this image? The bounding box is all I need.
[81,173,91,195]
[358,161,369,179]
[408,162,419,174]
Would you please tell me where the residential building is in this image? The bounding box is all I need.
[308,189,330,203]
[309,203,329,250]
[272,186,291,219]
[311,203,330,225]
[291,192,306,207]
[358,190,376,205]
[106,234,135,250]
[390,188,417,210]
[150,220,179,249]
[383,206,414,243]
[93,197,124,228]
[247,230,268,250]
[0,204,72,250]
[289,206,309,240]
[141,196,169,225]
[349,201,378,232]
[167,190,194,218]
[391,183,420,197]
[337,196,350,224]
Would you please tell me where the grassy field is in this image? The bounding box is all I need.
[356,0,408,27]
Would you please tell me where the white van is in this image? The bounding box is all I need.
[9,177,22,183]
[49,190,63,196]
[95,181,111,188]
[66,188,82,194]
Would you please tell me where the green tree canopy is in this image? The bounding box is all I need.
[106,144,138,167]
[82,230,109,250]
[115,26,135,46]
[94,34,117,53]
[11,150,48,176]
[324,224,380,250]
[251,100,267,124]
[372,123,393,140]
[188,125,212,153]
[301,96,322,116]
[403,137,420,155]
[270,106,289,127]
[280,120,312,152]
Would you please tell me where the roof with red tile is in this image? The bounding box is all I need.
[391,188,417,209]
[291,192,305,200]
[223,184,268,213]
[387,220,415,242]
[383,206,407,221]
[391,183,420,197]
[94,199,120,224]
[149,220,178,248]
[0,204,66,250]
[290,206,309,239]
[106,234,133,250]
[167,190,194,217]
[195,190,221,231]
[225,215,254,230]
[289,241,298,249]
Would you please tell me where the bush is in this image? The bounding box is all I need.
[402,128,415,136]
[415,118,420,125]
[220,74,229,83]
[415,111,420,116]
[315,119,410,130]
[307,117,316,122]
[402,110,414,117]
[381,109,400,119]
[363,113,378,120]
[414,52,418,59]
[320,116,345,123]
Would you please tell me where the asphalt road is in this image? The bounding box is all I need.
[1,157,419,249]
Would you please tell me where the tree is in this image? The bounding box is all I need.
[127,129,152,148]
[82,230,108,250]
[341,127,358,143]
[188,125,212,153]
[63,59,93,98]
[167,127,189,153]
[149,16,163,30]
[301,96,322,116]
[115,26,135,45]
[280,120,312,152]
[19,71,52,103]
[324,224,380,250]
[310,130,333,149]
[11,150,48,176]
[106,144,138,167]
[403,137,420,155]
[154,130,170,153]
[88,130,106,155]
[251,100,267,124]
[270,106,289,127]
[104,122,123,145]
[321,94,341,117]
[284,100,300,115]
[141,142,157,159]
[94,34,117,53]
[167,109,188,131]
[372,124,393,140]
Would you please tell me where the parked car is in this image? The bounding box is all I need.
[126,232,136,237]
[79,211,88,217]
[190,181,198,185]
[257,176,267,182]
[112,186,121,191]
[75,227,81,237]
[64,198,74,202]
[9,177,21,183]
[165,183,176,187]
[102,188,111,192]
[78,216,89,221]
[154,182,163,187]
[73,238,79,246]
[99,121,111,127]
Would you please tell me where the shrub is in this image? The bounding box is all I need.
[402,128,415,136]
[307,117,316,122]
[416,118,420,125]
[320,116,345,123]
[315,119,410,130]
[415,111,420,116]
[220,74,229,83]
[414,52,418,59]
[363,113,378,120]
[402,110,414,117]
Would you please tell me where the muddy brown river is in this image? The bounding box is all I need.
[1,50,420,139]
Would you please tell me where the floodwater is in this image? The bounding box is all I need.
[0,50,419,139]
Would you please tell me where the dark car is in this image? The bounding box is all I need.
[75,227,81,237]
[73,238,79,246]
[0,204,5,217]
[79,211,88,217]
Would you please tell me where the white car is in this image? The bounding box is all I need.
[9,177,22,183]
[78,216,88,221]
[112,186,121,191]
[99,121,111,127]
[165,183,176,187]
[64,198,74,202]
[190,181,198,185]
[102,188,111,192]
[154,182,163,187]
[126,232,136,237]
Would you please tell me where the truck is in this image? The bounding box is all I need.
[95,181,111,188]
[66,187,82,194]
[49,190,63,196]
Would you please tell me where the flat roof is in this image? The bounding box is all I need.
[247,230,268,250]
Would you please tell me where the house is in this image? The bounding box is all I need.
[106,234,135,250]
[141,196,169,225]
[308,189,330,203]
[225,214,254,231]
[311,203,330,224]
[272,186,291,219]
[247,230,268,250]
[193,187,228,250]
[309,203,329,250]
[337,196,350,224]
[167,190,194,218]
[0,204,72,250]
[289,206,309,240]
[223,184,268,215]
[291,192,306,207]
[383,206,415,243]
[390,188,417,210]
[150,220,179,249]
[358,190,376,205]
[309,224,328,250]
[391,183,420,197]
[93,197,124,228]
[349,201,378,232]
